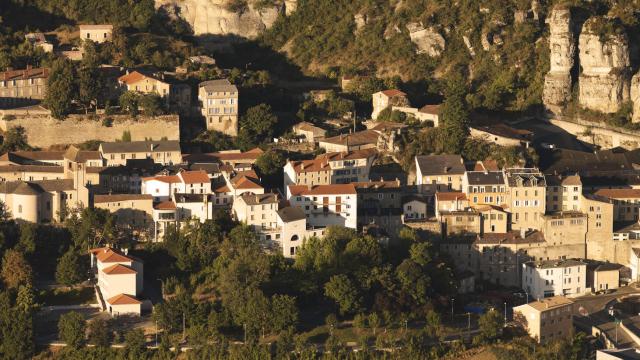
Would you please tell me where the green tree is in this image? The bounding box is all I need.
[124,328,147,359]
[237,104,278,150]
[1,126,31,152]
[270,294,298,334]
[55,249,87,286]
[58,311,86,349]
[45,58,77,119]
[424,310,443,340]
[16,283,36,313]
[139,94,164,116]
[368,312,380,335]
[121,130,132,142]
[476,309,502,344]
[0,292,34,359]
[255,150,285,177]
[1,249,32,289]
[324,274,363,315]
[88,318,112,348]
[16,222,37,255]
[119,91,140,116]
[441,72,470,154]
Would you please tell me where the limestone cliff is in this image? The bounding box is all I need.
[578,17,631,114]
[155,0,290,38]
[406,22,445,57]
[542,7,574,112]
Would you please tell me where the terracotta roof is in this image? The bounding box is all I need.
[476,230,545,245]
[142,175,180,183]
[102,263,137,275]
[230,170,262,189]
[419,104,441,115]
[1,67,49,81]
[288,184,357,196]
[178,170,210,184]
[94,248,133,263]
[594,189,640,199]
[290,146,377,174]
[118,71,155,85]
[213,184,230,193]
[106,293,142,305]
[94,194,153,203]
[380,89,407,97]
[154,201,176,210]
[436,192,467,201]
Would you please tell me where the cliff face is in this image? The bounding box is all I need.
[578,17,631,114]
[155,0,289,38]
[542,7,575,111]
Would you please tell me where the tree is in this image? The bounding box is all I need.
[16,283,36,313]
[368,313,380,335]
[238,104,278,149]
[424,310,443,340]
[121,130,132,142]
[119,91,140,116]
[16,222,37,255]
[1,126,31,153]
[476,309,502,344]
[88,318,112,348]
[139,94,164,116]
[124,328,147,359]
[0,292,34,359]
[58,311,86,349]
[55,249,87,286]
[255,150,284,177]
[324,274,363,315]
[1,249,32,289]
[45,58,76,119]
[270,295,298,334]
[441,72,470,154]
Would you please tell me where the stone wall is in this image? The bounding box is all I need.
[549,117,640,149]
[0,114,180,148]
[543,7,575,111]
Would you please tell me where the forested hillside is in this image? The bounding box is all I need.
[261,0,640,113]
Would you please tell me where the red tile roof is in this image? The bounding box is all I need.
[594,189,640,199]
[102,264,137,275]
[154,201,176,210]
[289,184,357,196]
[106,293,142,305]
[94,194,153,203]
[419,104,441,115]
[381,89,407,97]
[117,71,162,85]
[1,67,49,81]
[142,175,180,183]
[179,170,210,184]
[230,170,262,189]
[94,248,133,263]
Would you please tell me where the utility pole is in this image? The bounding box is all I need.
[467,312,471,340]
[451,298,455,322]
[182,312,186,340]
[504,302,507,327]
[155,320,158,347]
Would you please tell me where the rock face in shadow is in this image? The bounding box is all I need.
[155,0,287,38]
[542,7,575,112]
[578,17,631,114]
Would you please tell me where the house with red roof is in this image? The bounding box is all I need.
[142,169,212,201]
[371,89,410,119]
[89,247,144,316]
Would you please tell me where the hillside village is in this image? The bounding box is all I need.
[6,1,640,359]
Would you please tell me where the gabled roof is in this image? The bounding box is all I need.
[415,154,466,176]
[230,170,262,189]
[117,71,165,85]
[1,67,49,81]
[380,89,407,97]
[102,264,137,275]
[94,248,133,263]
[277,206,306,222]
[154,201,176,210]
[518,296,573,312]
[178,170,210,184]
[100,140,180,154]
[239,192,278,205]
[79,24,113,30]
[0,150,65,163]
[142,175,180,183]
[199,79,238,92]
[419,104,441,115]
[63,146,101,163]
[436,192,467,202]
[106,293,142,305]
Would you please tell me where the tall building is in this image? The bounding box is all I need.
[198,79,239,136]
[0,66,49,108]
[513,296,574,344]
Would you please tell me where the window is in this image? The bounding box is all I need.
[18,205,22,213]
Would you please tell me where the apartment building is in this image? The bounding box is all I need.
[463,171,509,208]
[93,194,154,239]
[541,211,587,247]
[593,189,640,222]
[99,140,182,166]
[79,24,113,43]
[89,247,143,316]
[582,194,615,261]
[232,193,279,231]
[0,66,48,107]
[546,175,582,212]
[513,296,574,344]
[506,168,546,230]
[142,170,211,201]
[415,154,466,191]
[435,192,469,216]
[522,259,587,299]
[284,149,377,187]
[354,180,404,232]
[287,184,358,229]
[198,79,239,136]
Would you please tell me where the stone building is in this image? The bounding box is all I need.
[118,71,191,110]
[198,79,239,136]
[283,148,376,188]
[79,24,113,44]
[506,168,546,230]
[99,140,182,166]
[415,154,466,191]
[93,194,154,239]
[545,174,582,212]
[513,296,574,344]
[463,170,509,208]
[0,66,48,108]
[371,89,409,119]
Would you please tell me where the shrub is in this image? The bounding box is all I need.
[102,117,113,127]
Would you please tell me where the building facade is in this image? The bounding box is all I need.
[198,79,239,136]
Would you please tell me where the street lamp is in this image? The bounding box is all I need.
[504,302,507,326]
[451,298,455,322]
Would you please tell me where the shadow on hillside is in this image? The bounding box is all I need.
[2,2,73,31]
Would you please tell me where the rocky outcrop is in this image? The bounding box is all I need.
[631,74,640,122]
[155,0,286,38]
[406,22,445,57]
[578,17,631,114]
[542,7,574,111]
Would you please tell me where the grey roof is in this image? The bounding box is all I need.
[199,79,238,92]
[466,171,505,185]
[12,182,43,195]
[100,140,181,154]
[415,154,465,176]
[173,193,214,203]
[505,171,546,187]
[524,259,586,269]
[277,206,306,222]
[0,179,75,195]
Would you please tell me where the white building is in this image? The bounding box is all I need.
[283,148,376,188]
[631,248,640,283]
[232,193,280,231]
[371,89,409,119]
[276,206,326,258]
[142,170,212,201]
[522,259,587,300]
[89,247,143,316]
[287,184,358,229]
